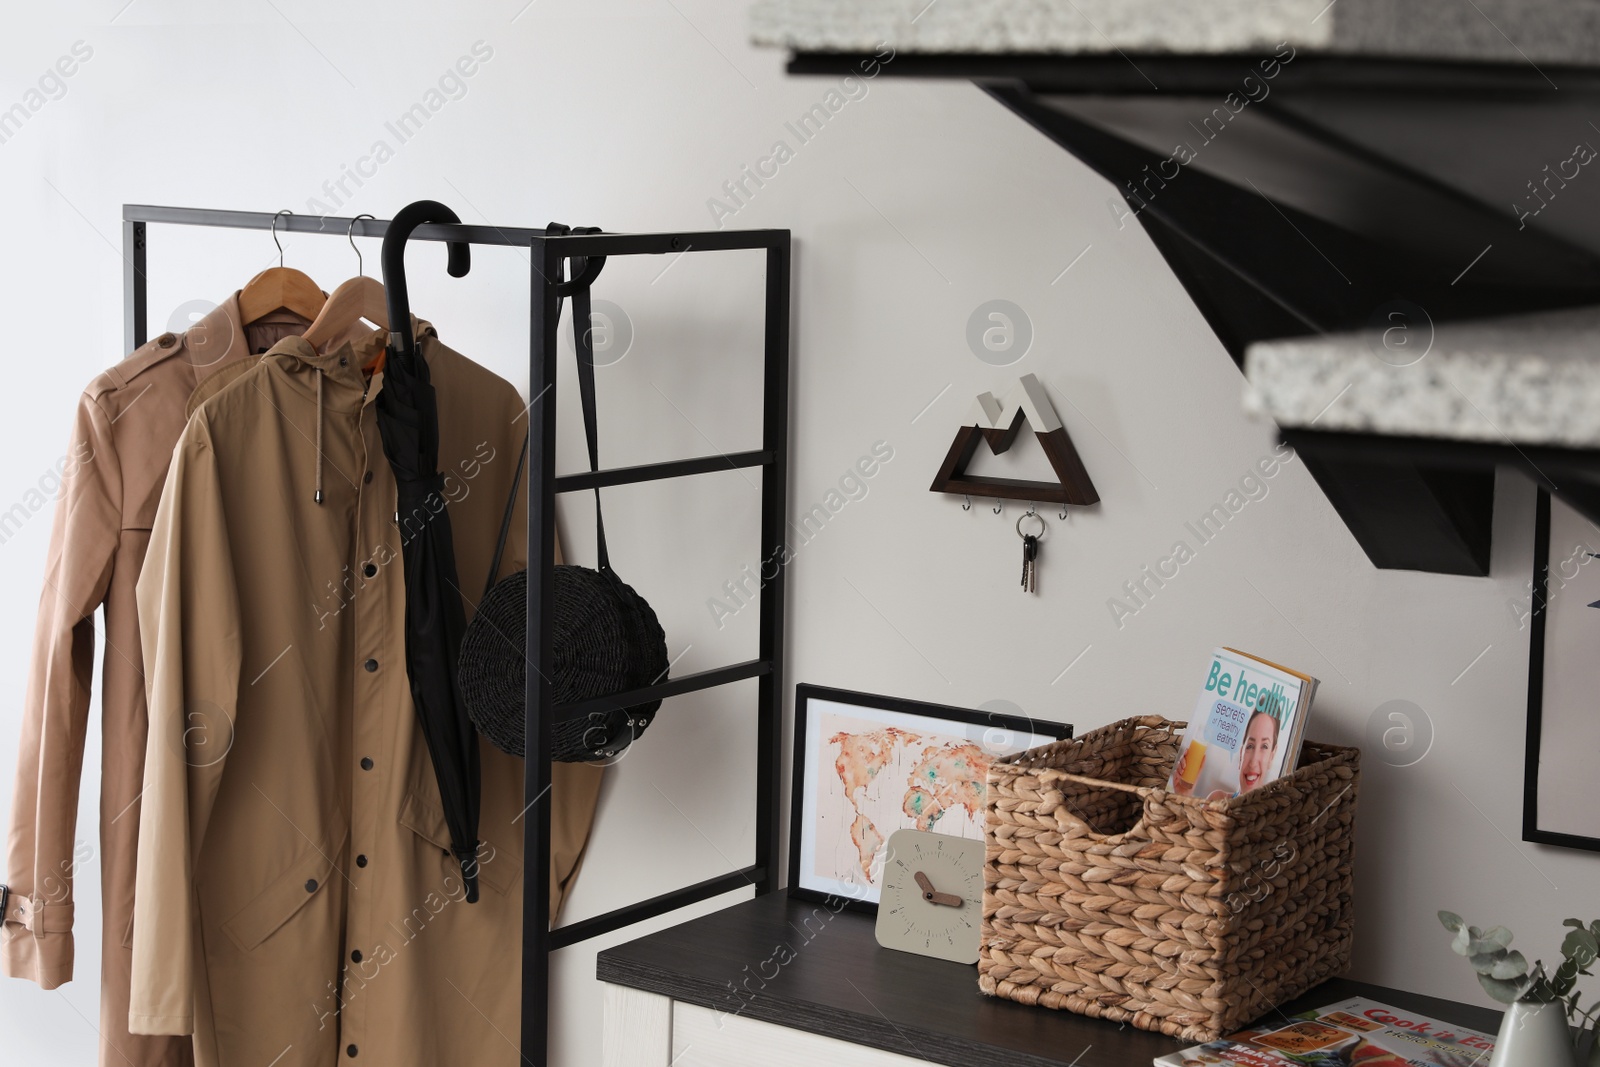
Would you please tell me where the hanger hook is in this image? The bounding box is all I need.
[993,501,1003,515]
[1027,502,1037,517]
[271,209,293,268]
[1059,504,1069,520]
[347,214,376,276]
[962,495,972,511]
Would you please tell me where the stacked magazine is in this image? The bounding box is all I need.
[1154,996,1496,1066]
[1166,647,1318,800]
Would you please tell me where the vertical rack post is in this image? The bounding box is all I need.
[123,219,147,352]
[521,233,560,1065]
[754,236,791,894]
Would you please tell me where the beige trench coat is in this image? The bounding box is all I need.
[4,295,331,1067]
[131,325,602,1065]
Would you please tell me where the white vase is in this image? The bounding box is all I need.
[1490,1000,1577,1067]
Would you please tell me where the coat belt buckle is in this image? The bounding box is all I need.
[0,883,10,922]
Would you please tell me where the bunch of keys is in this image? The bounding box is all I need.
[1017,510,1046,594]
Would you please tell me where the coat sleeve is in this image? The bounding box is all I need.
[129,424,241,1035]
[2,393,120,989]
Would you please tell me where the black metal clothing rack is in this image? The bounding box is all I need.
[121,204,791,1066]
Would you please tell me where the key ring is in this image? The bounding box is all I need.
[1016,512,1047,541]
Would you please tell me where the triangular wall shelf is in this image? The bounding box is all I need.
[930,374,1099,506]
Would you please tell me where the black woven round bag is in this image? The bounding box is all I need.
[460,566,667,760]
[458,237,668,761]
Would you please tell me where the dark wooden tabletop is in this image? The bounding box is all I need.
[596,892,1502,1067]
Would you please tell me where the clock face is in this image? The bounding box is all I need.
[873,829,984,965]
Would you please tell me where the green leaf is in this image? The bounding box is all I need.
[1565,928,1600,966]
[1481,926,1515,949]
[1479,972,1534,1004]
[1489,950,1530,981]
[1440,910,1466,931]
[1566,918,1585,929]
[1468,947,1509,972]
[1466,936,1516,958]
[1553,963,1577,997]
[1452,926,1474,956]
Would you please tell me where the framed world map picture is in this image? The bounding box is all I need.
[789,684,1072,912]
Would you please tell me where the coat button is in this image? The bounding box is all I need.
[364,659,378,673]
[305,879,318,893]
[347,1044,358,1057]
[360,757,374,770]
[156,332,176,348]
[363,563,377,578]
[351,949,363,963]
[356,854,368,868]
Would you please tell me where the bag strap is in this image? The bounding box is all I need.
[568,232,610,574]
[482,224,607,594]
[483,428,529,600]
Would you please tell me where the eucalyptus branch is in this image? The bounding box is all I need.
[1440,911,1600,1053]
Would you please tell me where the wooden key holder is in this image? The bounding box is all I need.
[930,374,1099,506]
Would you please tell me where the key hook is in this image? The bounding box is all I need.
[961,495,972,511]
[993,501,1003,515]
[1059,504,1069,520]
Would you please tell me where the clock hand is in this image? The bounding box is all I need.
[913,869,965,908]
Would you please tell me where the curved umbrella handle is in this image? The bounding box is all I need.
[382,200,471,368]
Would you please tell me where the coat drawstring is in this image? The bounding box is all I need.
[313,370,325,505]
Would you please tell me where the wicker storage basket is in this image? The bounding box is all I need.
[979,715,1359,1042]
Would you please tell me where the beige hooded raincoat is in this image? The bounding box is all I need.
[130,324,602,1066]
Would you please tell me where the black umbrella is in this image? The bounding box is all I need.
[377,201,482,901]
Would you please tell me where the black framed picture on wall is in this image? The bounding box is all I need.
[1524,490,1600,853]
[788,684,1072,913]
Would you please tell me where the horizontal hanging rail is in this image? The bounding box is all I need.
[125,203,784,252]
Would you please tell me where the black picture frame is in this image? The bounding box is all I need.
[1524,490,1600,853]
[788,683,1073,915]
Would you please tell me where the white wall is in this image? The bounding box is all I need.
[1,3,1595,1065]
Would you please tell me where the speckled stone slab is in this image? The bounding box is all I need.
[1243,306,1600,447]
[751,0,1600,67]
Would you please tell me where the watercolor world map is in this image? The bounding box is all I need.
[815,711,991,886]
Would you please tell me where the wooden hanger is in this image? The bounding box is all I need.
[301,215,390,368]
[239,210,326,325]
[301,276,388,351]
